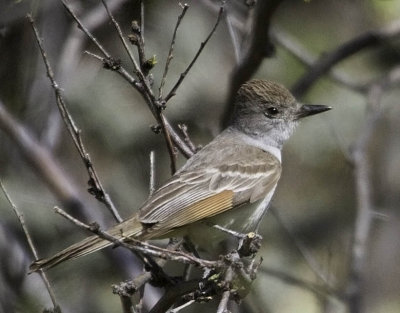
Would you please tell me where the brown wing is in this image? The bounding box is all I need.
[137,146,281,239]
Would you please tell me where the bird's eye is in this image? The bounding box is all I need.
[265,107,279,117]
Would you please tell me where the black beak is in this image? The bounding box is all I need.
[296,104,332,119]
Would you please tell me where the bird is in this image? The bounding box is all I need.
[30,79,331,272]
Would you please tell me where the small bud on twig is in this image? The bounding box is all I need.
[143,55,157,76]
[151,124,162,134]
[128,33,139,45]
[131,20,141,33]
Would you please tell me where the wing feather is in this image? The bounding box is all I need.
[137,144,281,238]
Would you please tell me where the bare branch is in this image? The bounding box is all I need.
[101,0,141,76]
[130,5,146,70]
[149,279,206,313]
[178,124,197,153]
[62,0,194,161]
[346,66,400,313]
[0,180,59,310]
[164,5,225,103]
[225,9,241,64]
[270,207,333,287]
[0,100,83,212]
[291,19,400,98]
[270,27,364,93]
[159,113,178,174]
[260,267,343,301]
[166,300,195,313]
[28,14,123,222]
[54,206,221,269]
[61,0,110,57]
[158,4,190,100]
[149,150,156,196]
[84,51,194,159]
[139,0,144,38]
[216,265,233,313]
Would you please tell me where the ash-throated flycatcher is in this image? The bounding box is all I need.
[30,80,331,272]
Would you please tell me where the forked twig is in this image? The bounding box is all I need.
[164,5,225,103]
[62,0,194,162]
[178,123,197,153]
[158,3,189,99]
[28,14,122,223]
[0,180,59,310]
[101,0,141,77]
[61,0,110,58]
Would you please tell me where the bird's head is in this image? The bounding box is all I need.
[231,80,331,147]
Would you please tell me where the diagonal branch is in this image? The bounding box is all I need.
[101,0,141,77]
[61,0,194,162]
[0,180,60,310]
[54,206,221,269]
[270,27,364,93]
[291,19,400,98]
[0,99,84,213]
[28,14,123,222]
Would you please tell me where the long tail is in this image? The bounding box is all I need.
[29,216,143,273]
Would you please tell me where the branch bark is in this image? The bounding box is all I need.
[291,19,400,98]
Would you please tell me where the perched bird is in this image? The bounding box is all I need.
[30,79,331,272]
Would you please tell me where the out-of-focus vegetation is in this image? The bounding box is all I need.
[0,0,399,312]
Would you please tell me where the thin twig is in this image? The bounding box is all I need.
[178,124,197,153]
[54,206,221,268]
[216,266,233,313]
[291,19,400,98]
[0,99,83,211]
[139,0,144,38]
[28,14,123,222]
[270,27,364,93]
[62,0,157,101]
[164,5,225,103]
[149,279,207,313]
[163,118,194,158]
[160,113,178,173]
[42,0,127,149]
[0,180,59,310]
[158,3,189,100]
[119,295,138,313]
[260,267,342,301]
[225,8,241,64]
[61,0,111,58]
[167,300,195,313]
[84,50,194,159]
[137,0,147,69]
[114,241,182,300]
[101,0,141,76]
[149,150,156,196]
[270,207,333,287]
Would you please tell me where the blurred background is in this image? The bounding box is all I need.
[0,0,399,312]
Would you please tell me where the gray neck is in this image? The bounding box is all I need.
[230,116,298,150]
